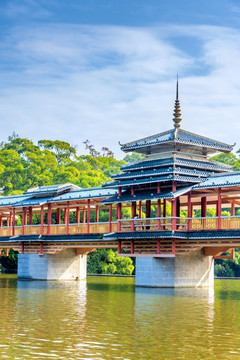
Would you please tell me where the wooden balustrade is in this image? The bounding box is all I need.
[0,216,240,237]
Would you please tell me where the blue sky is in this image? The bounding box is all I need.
[1,0,240,158]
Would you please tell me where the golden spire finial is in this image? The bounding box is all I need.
[173,75,182,129]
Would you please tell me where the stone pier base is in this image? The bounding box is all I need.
[135,249,214,288]
[18,249,87,280]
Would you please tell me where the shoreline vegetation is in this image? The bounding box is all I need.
[0,134,240,276]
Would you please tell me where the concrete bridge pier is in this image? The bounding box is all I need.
[135,249,214,288]
[18,249,87,280]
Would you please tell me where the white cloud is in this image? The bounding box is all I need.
[0,24,240,158]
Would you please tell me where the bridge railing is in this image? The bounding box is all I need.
[0,216,240,236]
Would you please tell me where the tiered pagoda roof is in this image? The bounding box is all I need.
[103,80,234,202]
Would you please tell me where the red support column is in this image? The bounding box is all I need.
[231,200,235,216]
[21,242,24,254]
[66,201,70,234]
[6,249,9,256]
[109,204,112,232]
[231,248,235,259]
[39,241,43,256]
[131,202,136,231]
[12,208,15,236]
[47,204,51,235]
[172,182,177,230]
[163,199,167,230]
[22,208,26,235]
[29,207,33,225]
[57,208,61,224]
[157,199,161,230]
[187,192,192,231]
[7,217,10,227]
[201,196,207,230]
[217,188,222,229]
[146,200,151,218]
[118,186,122,197]
[87,199,90,233]
[139,201,142,218]
[131,239,134,254]
[40,205,44,235]
[0,217,2,227]
[131,185,134,196]
[76,207,80,223]
[96,205,99,223]
[10,211,12,226]
[117,203,122,231]
[64,209,67,224]
[118,239,121,254]
[172,238,176,255]
[157,238,161,254]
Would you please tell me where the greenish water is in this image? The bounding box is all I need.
[0,276,240,359]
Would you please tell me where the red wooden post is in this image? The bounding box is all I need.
[139,201,142,218]
[76,207,80,223]
[109,204,112,232]
[217,188,222,229]
[0,217,2,227]
[22,208,26,235]
[117,203,122,231]
[157,199,161,230]
[157,238,161,254]
[12,208,15,236]
[131,239,134,254]
[40,205,44,235]
[87,199,90,233]
[9,211,12,226]
[57,208,61,224]
[172,238,176,255]
[6,249,9,256]
[231,248,235,259]
[157,182,161,194]
[29,206,33,225]
[201,196,207,230]
[39,241,43,256]
[131,185,134,196]
[231,200,235,216]
[21,241,24,254]
[187,192,192,230]
[64,208,67,224]
[146,200,151,218]
[47,204,51,235]
[66,201,70,234]
[7,217,10,227]
[118,239,121,254]
[118,186,122,197]
[172,182,177,230]
[96,205,99,223]
[131,202,136,231]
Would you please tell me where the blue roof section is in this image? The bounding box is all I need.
[24,183,80,197]
[112,166,211,181]
[122,156,232,172]
[0,195,31,208]
[102,186,192,204]
[121,128,233,154]
[193,172,240,189]
[48,187,117,203]
[14,197,50,208]
[103,174,204,188]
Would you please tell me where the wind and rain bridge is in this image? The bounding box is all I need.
[0,83,239,287]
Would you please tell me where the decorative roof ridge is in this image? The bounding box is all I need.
[177,128,234,149]
[207,171,240,179]
[120,129,173,149]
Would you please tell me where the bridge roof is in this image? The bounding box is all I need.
[193,172,240,190]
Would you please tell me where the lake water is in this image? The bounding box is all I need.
[0,275,240,359]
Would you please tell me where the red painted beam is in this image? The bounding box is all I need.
[76,207,80,223]
[109,204,112,232]
[232,200,235,216]
[157,199,161,230]
[117,203,122,231]
[40,205,44,235]
[22,208,26,235]
[66,201,70,234]
[29,206,33,225]
[157,239,161,254]
[96,205,99,223]
[139,201,142,218]
[12,208,15,236]
[57,208,61,224]
[217,188,222,229]
[87,199,90,233]
[47,204,51,235]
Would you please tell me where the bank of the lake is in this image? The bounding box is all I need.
[0,275,240,359]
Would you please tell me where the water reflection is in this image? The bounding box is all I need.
[0,276,240,359]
